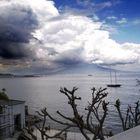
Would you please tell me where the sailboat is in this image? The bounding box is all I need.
[107,70,121,88]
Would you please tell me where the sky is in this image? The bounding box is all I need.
[0,0,140,73]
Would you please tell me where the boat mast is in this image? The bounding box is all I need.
[115,71,117,84]
[109,66,112,84]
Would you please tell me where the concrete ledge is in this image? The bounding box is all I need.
[107,125,140,140]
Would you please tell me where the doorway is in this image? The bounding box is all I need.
[14,114,21,130]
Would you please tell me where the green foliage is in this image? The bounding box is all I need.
[0,88,9,100]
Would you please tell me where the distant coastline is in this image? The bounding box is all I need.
[0,73,40,78]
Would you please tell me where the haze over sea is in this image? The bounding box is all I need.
[0,72,140,133]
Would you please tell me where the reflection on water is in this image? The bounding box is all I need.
[0,73,140,133]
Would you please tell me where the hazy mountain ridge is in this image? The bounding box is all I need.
[0,63,134,77]
[53,63,119,75]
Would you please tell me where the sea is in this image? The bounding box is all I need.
[0,72,140,134]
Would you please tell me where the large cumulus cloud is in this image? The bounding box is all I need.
[35,14,139,65]
[0,0,140,71]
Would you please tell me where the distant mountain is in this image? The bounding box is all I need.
[50,63,117,75]
[5,63,124,76]
[0,73,39,78]
[0,73,14,78]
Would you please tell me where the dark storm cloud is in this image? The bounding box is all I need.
[0,42,34,59]
[0,4,38,59]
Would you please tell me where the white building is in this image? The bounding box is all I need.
[0,99,25,139]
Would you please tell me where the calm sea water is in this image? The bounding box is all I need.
[0,73,140,133]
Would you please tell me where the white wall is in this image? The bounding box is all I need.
[107,125,140,140]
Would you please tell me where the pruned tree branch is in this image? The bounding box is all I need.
[115,99,140,131]
[25,87,110,140]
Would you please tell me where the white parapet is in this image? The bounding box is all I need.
[107,125,140,140]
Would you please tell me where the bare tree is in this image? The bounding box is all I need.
[23,109,71,140]
[24,87,111,140]
[115,99,140,131]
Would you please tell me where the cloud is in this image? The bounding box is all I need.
[0,0,140,72]
[77,0,112,10]
[0,2,38,59]
[60,0,120,18]
[35,13,138,65]
[116,18,127,24]
[95,1,112,10]
[106,16,117,20]
[100,24,118,34]
[132,19,140,25]
[77,0,91,6]
[0,0,58,65]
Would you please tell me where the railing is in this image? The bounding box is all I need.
[0,113,10,129]
[0,122,10,129]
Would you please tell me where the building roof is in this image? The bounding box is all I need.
[0,99,25,106]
